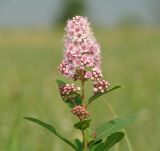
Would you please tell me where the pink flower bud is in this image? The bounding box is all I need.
[59,83,81,98]
[71,105,89,120]
[93,80,110,94]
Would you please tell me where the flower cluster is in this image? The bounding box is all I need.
[59,16,101,79]
[93,80,110,94]
[59,83,80,98]
[84,68,102,80]
[59,16,110,119]
[71,105,89,120]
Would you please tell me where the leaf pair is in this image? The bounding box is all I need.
[74,119,91,131]
[93,114,136,142]
[74,119,94,144]
[88,114,136,150]
[93,132,124,151]
[57,79,122,108]
[73,114,136,151]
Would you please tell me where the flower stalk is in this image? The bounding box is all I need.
[58,16,110,150]
[24,15,135,151]
[81,78,88,151]
[81,75,85,101]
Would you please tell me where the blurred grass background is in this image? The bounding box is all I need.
[0,0,160,151]
[0,28,160,151]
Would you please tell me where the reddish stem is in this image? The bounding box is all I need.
[81,79,85,100]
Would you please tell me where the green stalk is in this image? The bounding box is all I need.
[81,79,85,101]
[80,72,88,151]
[82,130,88,151]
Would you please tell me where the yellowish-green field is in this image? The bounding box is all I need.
[0,28,160,151]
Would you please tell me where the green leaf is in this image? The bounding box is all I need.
[88,86,122,103]
[75,94,82,106]
[74,139,83,151]
[56,79,66,86]
[93,142,105,151]
[94,132,124,151]
[74,119,91,131]
[24,117,77,150]
[88,139,102,151]
[63,93,82,108]
[94,114,136,141]
[104,132,124,151]
[64,98,75,108]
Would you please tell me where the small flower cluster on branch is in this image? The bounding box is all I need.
[60,83,80,96]
[71,105,89,120]
[94,80,110,94]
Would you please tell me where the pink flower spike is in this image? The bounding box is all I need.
[59,16,102,80]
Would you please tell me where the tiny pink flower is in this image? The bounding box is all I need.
[73,58,81,67]
[85,71,92,79]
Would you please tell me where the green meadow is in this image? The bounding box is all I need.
[0,28,160,151]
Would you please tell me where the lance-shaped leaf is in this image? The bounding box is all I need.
[24,117,77,150]
[64,98,75,108]
[74,139,83,151]
[74,94,82,106]
[94,132,124,151]
[56,79,66,86]
[104,132,124,151]
[88,86,122,104]
[94,114,136,142]
[88,139,102,151]
[64,94,82,108]
[92,142,104,151]
[74,119,91,131]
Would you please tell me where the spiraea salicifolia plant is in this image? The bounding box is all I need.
[24,16,135,151]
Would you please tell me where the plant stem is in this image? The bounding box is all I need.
[81,111,88,151]
[82,130,87,151]
[102,98,133,151]
[81,77,85,101]
[80,72,87,151]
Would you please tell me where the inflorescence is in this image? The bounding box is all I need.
[59,16,110,119]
